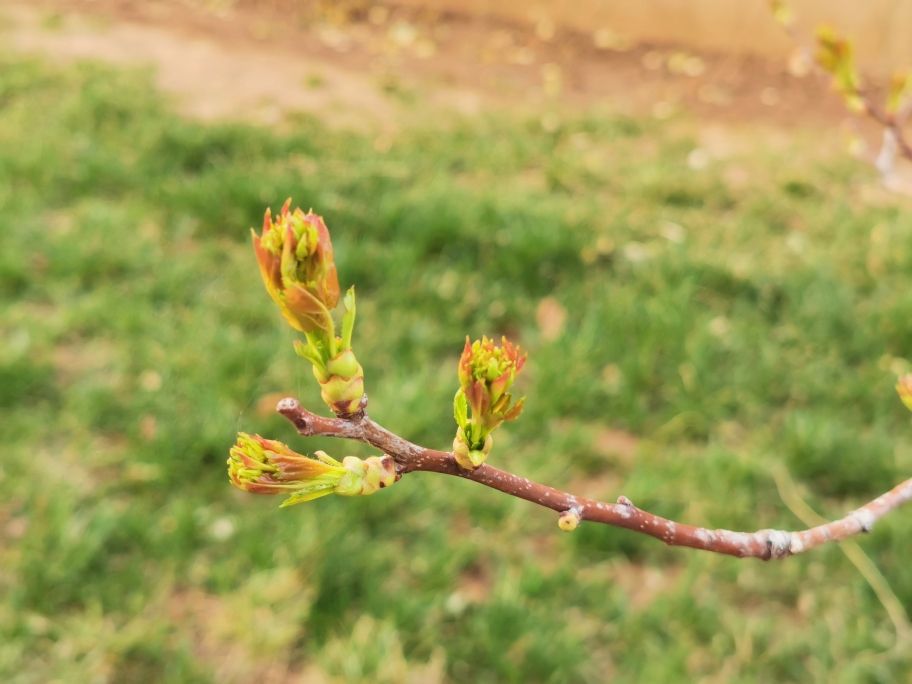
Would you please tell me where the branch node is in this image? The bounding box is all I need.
[852,509,876,533]
[333,393,368,421]
[759,529,793,560]
[276,397,311,433]
[616,495,634,507]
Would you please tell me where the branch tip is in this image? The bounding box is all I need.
[276,397,300,413]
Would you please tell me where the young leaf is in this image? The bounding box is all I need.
[280,484,338,507]
[341,286,357,351]
[454,388,468,428]
[294,338,324,367]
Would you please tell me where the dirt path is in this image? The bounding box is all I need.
[4,0,855,132]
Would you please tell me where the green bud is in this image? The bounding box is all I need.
[326,348,361,378]
[452,336,526,466]
[316,349,366,417]
[334,454,397,496]
[453,429,493,470]
[227,435,396,506]
[320,374,365,415]
[558,509,581,532]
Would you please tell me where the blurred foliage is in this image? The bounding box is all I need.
[1,54,912,682]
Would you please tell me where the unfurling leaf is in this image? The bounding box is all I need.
[454,389,468,429]
[252,199,340,334]
[228,433,395,507]
[452,336,527,469]
[341,286,357,351]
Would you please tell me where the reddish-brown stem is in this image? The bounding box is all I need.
[277,398,912,560]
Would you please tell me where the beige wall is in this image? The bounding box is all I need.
[401,0,912,71]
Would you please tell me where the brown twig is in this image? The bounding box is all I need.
[277,398,912,561]
[861,97,912,162]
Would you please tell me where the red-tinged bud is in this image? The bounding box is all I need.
[452,335,526,467]
[458,336,526,399]
[320,374,365,417]
[252,200,341,334]
[227,433,395,506]
[228,433,346,502]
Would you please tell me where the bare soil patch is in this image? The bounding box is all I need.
[5,0,855,131]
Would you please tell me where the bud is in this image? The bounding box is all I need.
[452,428,493,471]
[315,349,366,417]
[897,374,912,412]
[558,509,581,532]
[336,455,398,496]
[227,433,395,506]
[252,199,340,334]
[452,336,527,469]
[296,314,367,417]
[458,336,527,422]
[815,27,863,112]
[253,202,366,417]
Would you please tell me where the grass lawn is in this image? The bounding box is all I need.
[2,54,912,682]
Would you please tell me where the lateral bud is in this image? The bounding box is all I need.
[558,508,582,532]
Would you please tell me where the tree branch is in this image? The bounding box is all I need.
[277,397,912,561]
[861,97,912,162]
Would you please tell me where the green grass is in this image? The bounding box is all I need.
[2,54,912,682]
